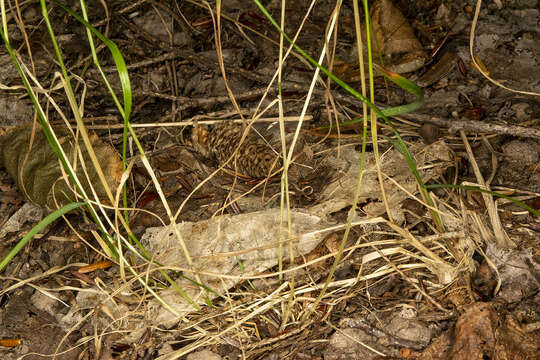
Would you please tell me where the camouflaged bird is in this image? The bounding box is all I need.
[192,121,282,179]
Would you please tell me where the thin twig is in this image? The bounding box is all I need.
[402,113,540,140]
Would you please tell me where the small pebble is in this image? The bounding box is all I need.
[419,123,441,144]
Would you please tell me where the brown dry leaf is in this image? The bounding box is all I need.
[419,302,539,360]
[336,0,426,82]
[324,232,341,253]
[0,123,122,209]
[417,51,460,88]
[368,0,427,74]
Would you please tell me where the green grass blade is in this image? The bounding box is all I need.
[53,0,131,120]
[39,0,120,256]
[252,0,442,229]
[338,68,424,127]
[74,0,133,225]
[54,2,205,309]
[253,1,423,122]
[0,202,87,272]
[0,29,81,202]
[426,184,540,217]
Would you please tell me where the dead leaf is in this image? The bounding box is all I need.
[369,0,427,74]
[139,208,329,327]
[420,302,540,360]
[0,123,122,209]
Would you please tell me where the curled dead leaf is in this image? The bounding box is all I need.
[369,0,427,74]
[0,123,122,209]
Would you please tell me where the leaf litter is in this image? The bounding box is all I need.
[0,0,539,359]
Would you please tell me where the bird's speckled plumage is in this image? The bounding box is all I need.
[193,121,281,178]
